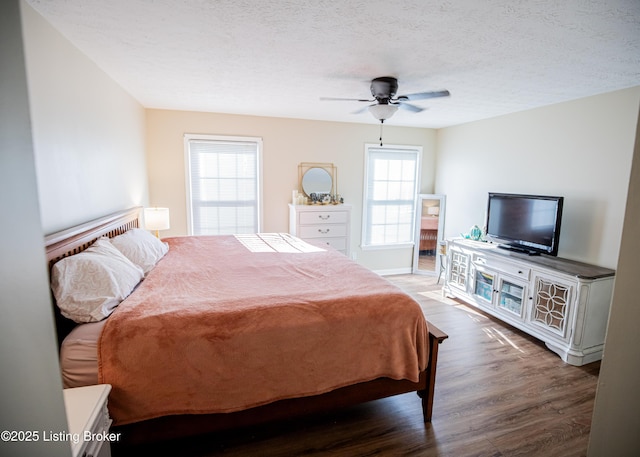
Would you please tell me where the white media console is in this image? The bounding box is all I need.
[443,239,615,366]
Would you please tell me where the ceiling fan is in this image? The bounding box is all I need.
[320,76,450,122]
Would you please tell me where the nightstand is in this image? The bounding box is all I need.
[63,384,114,457]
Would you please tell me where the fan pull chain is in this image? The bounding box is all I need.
[379,120,384,146]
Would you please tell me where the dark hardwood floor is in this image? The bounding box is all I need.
[113,274,599,456]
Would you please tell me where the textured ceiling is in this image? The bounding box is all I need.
[25,0,640,128]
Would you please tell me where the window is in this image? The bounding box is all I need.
[362,144,421,248]
[185,135,261,235]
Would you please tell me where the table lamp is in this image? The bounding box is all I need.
[144,207,170,238]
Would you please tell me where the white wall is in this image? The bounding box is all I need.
[588,105,640,456]
[0,2,70,456]
[21,2,148,234]
[146,109,437,271]
[0,3,150,454]
[436,87,640,268]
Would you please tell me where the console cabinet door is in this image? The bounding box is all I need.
[471,266,496,307]
[496,277,528,320]
[529,274,574,340]
[448,247,470,292]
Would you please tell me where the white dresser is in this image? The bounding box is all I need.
[63,384,114,457]
[289,204,351,256]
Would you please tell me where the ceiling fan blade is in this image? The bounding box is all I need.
[396,102,424,113]
[397,90,450,101]
[352,104,373,115]
[320,97,374,102]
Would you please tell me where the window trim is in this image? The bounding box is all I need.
[184,134,263,236]
[361,143,422,250]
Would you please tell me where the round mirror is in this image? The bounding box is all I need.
[301,167,332,196]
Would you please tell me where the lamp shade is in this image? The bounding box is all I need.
[144,207,170,231]
[369,104,398,121]
[427,206,440,216]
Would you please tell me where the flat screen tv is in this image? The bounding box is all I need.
[485,193,564,256]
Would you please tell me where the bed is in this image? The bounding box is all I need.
[45,207,447,444]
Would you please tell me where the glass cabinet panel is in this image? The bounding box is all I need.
[473,270,495,303]
[498,279,526,317]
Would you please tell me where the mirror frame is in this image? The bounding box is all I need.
[412,194,446,276]
[298,162,337,198]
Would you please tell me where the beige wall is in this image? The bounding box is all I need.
[588,105,640,456]
[146,109,437,271]
[436,87,640,268]
[21,1,148,234]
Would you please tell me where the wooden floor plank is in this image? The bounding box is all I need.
[113,274,599,456]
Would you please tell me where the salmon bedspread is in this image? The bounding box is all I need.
[98,234,428,425]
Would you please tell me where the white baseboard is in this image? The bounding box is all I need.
[373,267,413,276]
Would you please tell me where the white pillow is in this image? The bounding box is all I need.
[51,238,144,323]
[110,228,169,275]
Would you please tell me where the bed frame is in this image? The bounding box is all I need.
[45,207,448,444]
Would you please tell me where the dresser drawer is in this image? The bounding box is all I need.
[310,237,347,251]
[299,224,347,239]
[474,254,531,280]
[299,210,348,225]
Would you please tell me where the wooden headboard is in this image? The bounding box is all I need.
[45,206,143,345]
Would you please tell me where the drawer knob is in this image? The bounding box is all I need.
[318,215,330,220]
[318,228,330,234]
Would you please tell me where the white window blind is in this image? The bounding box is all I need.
[362,145,420,247]
[185,135,261,235]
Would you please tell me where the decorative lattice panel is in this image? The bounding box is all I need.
[533,278,570,334]
[450,252,468,288]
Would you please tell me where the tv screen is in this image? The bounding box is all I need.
[486,193,563,256]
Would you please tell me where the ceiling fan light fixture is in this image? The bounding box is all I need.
[368,104,398,121]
